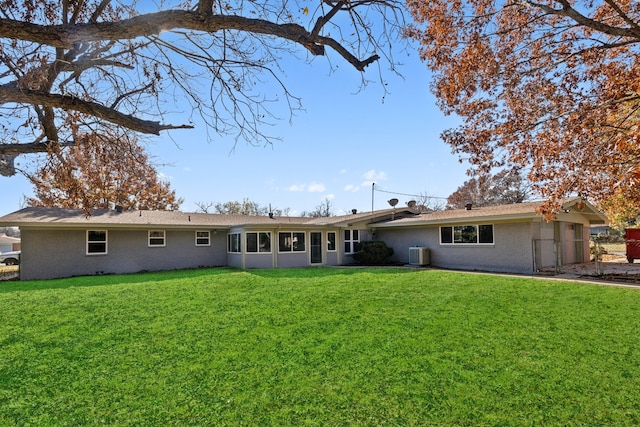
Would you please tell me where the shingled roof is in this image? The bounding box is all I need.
[372,198,607,227]
[0,207,309,229]
[0,199,607,229]
[0,206,413,229]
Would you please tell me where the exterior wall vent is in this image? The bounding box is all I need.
[409,247,430,266]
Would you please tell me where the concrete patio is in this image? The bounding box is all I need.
[552,254,640,283]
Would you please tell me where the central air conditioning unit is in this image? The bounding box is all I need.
[409,247,430,266]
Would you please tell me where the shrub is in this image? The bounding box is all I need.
[352,241,394,265]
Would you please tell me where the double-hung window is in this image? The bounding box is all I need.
[148,230,166,247]
[87,230,107,255]
[228,233,241,253]
[327,232,337,251]
[440,224,494,245]
[344,229,359,254]
[195,231,210,246]
[278,232,306,252]
[246,232,272,253]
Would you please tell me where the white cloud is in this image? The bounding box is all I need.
[307,182,326,192]
[265,178,279,191]
[344,184,359,193]
[288,182,326,193]
[360,169,388,189]
[325,193,335,201]
[340,169,348,174]
[363,169,388,182]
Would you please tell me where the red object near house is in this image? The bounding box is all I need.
[625,228,640,263]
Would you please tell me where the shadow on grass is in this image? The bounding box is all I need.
[0,265,424,294]
[0,266,238,294]
[244,265,423,280]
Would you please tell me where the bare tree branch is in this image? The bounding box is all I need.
[0,0,404,165]
[0,85,193,135]
[0,11,380,67]
[525,0,640,39]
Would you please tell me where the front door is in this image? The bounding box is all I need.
[310,232,322,264]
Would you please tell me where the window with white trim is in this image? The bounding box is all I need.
[344,229,359,254]
[228,233,241,253]
[195,231,210,246]
[148,230,166,247]
[278,232,306,252]
[87,230,107,255]
[246,232,272,253]
[440,224,494,244]
[327,232,337,251]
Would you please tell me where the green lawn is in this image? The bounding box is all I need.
[1,267,640,426]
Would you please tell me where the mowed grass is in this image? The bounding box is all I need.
[1,268,640,426]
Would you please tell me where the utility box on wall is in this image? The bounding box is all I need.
[409,247,430,266]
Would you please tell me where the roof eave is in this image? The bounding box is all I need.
[372,212,541,228]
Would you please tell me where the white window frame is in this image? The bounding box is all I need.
[86,230,108,255]
[246,231,272,253]
[344,229,360,254]
[228,232,241,253]
[440,224,494,245]
[278,232,306,253]
[195,230,211,246]
[148,230,166,247]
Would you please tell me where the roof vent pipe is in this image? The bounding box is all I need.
[465,203,473,210]
[352,209,358,215]
[269,212,274,219]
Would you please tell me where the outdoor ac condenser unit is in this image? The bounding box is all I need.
[409,247,430,266]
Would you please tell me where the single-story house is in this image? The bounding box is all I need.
[372,198,607,274]
[0,198,607,280]
[0,232,20,252]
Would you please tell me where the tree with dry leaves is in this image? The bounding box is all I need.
[598,191,639,229]
[25,131,182,211]
[446,169,532,209]
[0,0,404,176]
[406,0,640,216]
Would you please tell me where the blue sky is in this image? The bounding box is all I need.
[0,41,470,217]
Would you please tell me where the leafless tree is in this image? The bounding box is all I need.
[302,198,333,217]
[0,0,405,174]
[412,191,445,212]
